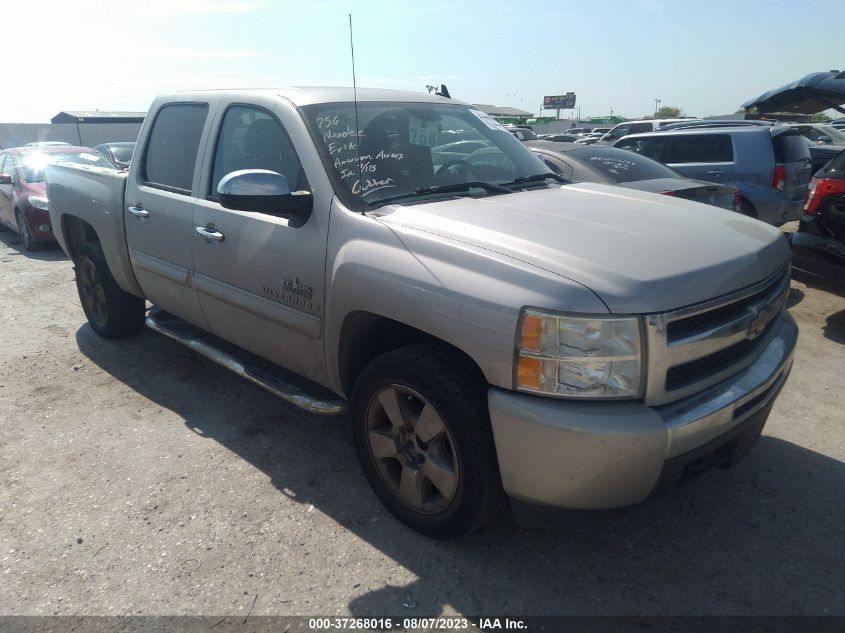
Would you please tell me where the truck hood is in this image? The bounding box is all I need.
[378,183,789,313]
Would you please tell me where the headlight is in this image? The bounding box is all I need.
[515,309,643,399]
[29,195,49,210]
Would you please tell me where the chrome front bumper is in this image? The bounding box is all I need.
[488,312,797,509]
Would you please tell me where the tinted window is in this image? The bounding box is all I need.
[818,148,845,179]
[143,104,208,192]
[664,134,733,163]
[617,136,669,161]
[609,124,631,138]
[773,133,812,163]
[571,147,681,183]
[539,155,574,180]
[629,122,653,134]
[110,145,135,162]
[211,106,307,195]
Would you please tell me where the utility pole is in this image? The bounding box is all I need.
[654,98,661,116]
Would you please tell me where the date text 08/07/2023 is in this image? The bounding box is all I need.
[307,617,529,630]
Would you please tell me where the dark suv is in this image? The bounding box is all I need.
[614,126,812,225]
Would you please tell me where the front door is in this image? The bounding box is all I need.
[192,100,329,383]
[124,101,214,329]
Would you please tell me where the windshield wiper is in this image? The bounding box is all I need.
[371,181,511,207]
[499,172,569,187]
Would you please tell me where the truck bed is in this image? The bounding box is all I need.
[47,163,143,297]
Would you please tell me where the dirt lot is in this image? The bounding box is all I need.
[1,229,844,617]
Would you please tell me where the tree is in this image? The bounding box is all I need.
[655,105,684,118]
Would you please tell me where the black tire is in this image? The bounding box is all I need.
[15,210,42,251]
[74,241,145,338]
[739,199,757,218]
[352,345,502,538]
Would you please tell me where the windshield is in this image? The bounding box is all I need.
[573,147,683,182]
[18,151,115,182]
[301,102,550,208]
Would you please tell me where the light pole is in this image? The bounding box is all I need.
[654,98,661,116]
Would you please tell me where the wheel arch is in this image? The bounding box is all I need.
[337,311,489,400]
[61,214,100,260]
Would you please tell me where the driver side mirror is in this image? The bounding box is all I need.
[0,173,12,185]
[817,135,833,144]
[217,169,312,227]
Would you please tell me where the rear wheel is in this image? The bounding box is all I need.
[352,345,502,538]
[739,199,757,218]
[75,241,145,338]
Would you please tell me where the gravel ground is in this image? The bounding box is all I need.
[0,229,843,617]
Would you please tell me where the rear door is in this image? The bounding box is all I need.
[662,133,734,183]
[772,129,812,205]
[125,99,216,329]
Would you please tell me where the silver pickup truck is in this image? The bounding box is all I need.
[47,88,797,538]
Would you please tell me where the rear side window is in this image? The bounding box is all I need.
[617,136,669,161]
[143,104,208,193]
[629,122,653,134]
[818,148,845,178]
[664,134,733,163]
[773,133,811,164]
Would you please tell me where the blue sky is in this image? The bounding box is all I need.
[5,0,843,122]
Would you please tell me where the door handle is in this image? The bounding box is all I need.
[707,170,725,176]
[195,226,225,242]
[128,206,149,218]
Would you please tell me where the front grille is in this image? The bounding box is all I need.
[666,277,781,342]
[666,318,777,391]
[644,266,789,406]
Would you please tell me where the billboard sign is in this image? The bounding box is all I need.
[543,92,576,109]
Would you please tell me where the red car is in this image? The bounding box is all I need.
[0,146,115,250]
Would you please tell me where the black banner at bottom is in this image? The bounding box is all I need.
[0,616,842,633]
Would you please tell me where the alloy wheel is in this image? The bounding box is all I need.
[365,385,459,514]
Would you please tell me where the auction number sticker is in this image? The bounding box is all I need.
[409,116,441,147]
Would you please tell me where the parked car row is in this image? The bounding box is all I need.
[526,141,740,212]
[613,125,812,225]
[0,141,135,250]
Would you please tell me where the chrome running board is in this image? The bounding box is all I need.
[145,310,347,416]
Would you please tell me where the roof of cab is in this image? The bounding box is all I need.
[161,87,469,108]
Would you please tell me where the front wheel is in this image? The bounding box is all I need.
[15,210,40,251]
[352,345,502,538]
[75,242,146,338]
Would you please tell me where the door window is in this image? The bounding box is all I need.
[142,103,209,193]
[629,122,654,134]
[540,155,573,180]
[664,134,733,163]
[609,124,631,138]
[210,106,308,196]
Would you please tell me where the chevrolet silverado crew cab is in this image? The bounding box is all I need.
[47,88,797,538]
